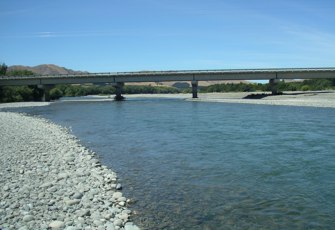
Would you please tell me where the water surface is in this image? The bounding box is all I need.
[12,97,335,229]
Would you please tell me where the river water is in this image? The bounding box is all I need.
[12,97,335,229]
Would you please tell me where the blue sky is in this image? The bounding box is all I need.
[1,0,335,72]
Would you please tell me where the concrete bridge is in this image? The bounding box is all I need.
[1,68,335,101]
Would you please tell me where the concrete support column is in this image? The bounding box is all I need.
[114,82,125,101]
[269,79,280,95]
[38,84,53,102]
[191,80,198,98]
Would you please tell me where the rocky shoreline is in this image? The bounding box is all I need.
[0,112,139,230]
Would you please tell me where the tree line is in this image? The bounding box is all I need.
[48,84,181,100]
[0,64,44,102]
[200,79,335,93]
[1,63,335,102]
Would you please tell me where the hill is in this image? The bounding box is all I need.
[8,64,87,75]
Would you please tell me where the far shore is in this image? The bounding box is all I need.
[191,91,335,108]
[1,91,335,109]
[90,91,335,108]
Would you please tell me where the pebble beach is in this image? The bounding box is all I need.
[0,111,139,230]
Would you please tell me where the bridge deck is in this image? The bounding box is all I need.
[1,68,335,86]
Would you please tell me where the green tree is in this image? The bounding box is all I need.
[50,88,64,100]
[301,85,310,91]
[0,63,6,99]
[0,63,7,75]
[0,67,41,102]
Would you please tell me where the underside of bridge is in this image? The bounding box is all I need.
[38,84,53,102]
[114,82,125,101]
[269,79,280,95]
[36,79,281,102]
[192,81,198,98]
[107,79,280,101]
[110,80,200,101]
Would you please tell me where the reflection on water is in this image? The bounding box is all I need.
[11,98,335,229]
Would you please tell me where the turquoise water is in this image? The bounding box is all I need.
[13,98,335,229]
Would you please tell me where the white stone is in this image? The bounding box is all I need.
[119,213,128,221]
[112,192,123,199]
[113,219,122,226]
[49,220,65,229]
[65,199,80,206]
[119,201,125,206]
[77,209,90,217]
[23,215,34,222]
[118,197,127,202]
[116,184,122,190]
[124,223,140,230]
[72,192,83,199]
[64,227,78,230]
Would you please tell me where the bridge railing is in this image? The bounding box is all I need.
[1,67,335,80]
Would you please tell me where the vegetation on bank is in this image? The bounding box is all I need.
[1,62,335,102]
[200,79,335,93]
[48,84,182,100]
[0,64,44,102]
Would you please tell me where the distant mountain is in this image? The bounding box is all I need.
[8,64,88,75]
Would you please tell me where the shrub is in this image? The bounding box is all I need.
[50,88,64,100]
[301,85,310,91]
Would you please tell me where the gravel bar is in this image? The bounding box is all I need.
[0,112,139,230]
[189,91,335,108]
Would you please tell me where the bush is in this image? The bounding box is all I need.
[0,86,34,102]
[50,88,64,100]
[0,63,7,75]
[301,85,310,91]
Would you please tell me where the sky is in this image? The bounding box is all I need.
[1,0,335,72]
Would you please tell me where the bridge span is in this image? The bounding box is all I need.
[1,68,335,101]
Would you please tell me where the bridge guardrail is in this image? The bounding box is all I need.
[1,68,335,80]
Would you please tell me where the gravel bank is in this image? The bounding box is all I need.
[189,91,335,108]
[0,102,51,110]
[0,112,139,230]
[110,91,335,108]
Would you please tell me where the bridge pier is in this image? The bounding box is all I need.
[38,84,53,102]
[114,82,125,101]
[191,81,198,98]
[269,79,280,95]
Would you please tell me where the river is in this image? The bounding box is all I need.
[10,97,335,229]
